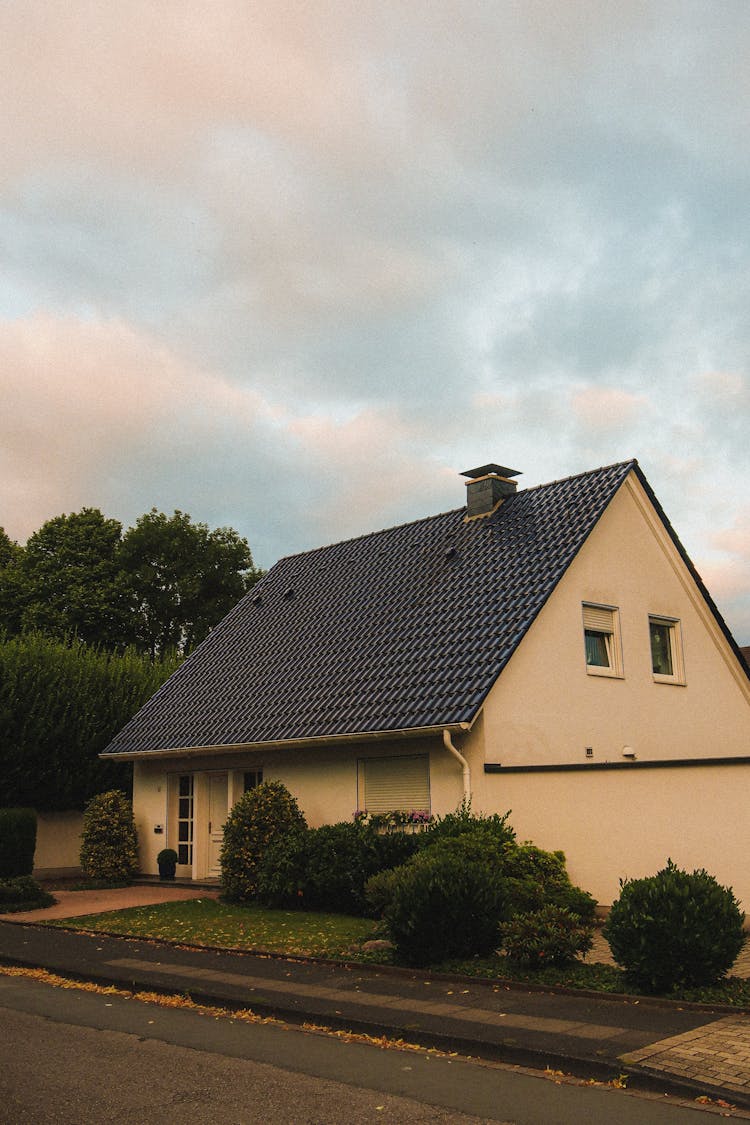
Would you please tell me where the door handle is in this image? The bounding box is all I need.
[208,821,212,833]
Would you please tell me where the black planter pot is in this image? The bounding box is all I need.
[158,861,176,881]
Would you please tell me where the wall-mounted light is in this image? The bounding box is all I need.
[622,746,636,760]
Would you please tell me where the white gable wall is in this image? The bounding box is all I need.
[479,469,750,906]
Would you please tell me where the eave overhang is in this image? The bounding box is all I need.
[100,720,474,762]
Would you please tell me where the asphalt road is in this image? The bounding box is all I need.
[0,974,743,1124]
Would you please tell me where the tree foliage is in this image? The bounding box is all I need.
[119,509,260,657]
[0,633,181,810]
[0,507,261,656]
[8,509,131,649]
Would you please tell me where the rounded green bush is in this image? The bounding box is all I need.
[383,839,507,966]
[79,790,138,882]
[500,905,594,968]
[371,828,423,872]
[0,875,55,912]
[220,780,306,902]
[363,867,401,919]
[302,822,380,914]
[603,860,745,992]
[256,828,310,909]
[497,844,596,923]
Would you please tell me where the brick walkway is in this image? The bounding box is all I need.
[623,1015,750,1098]
[588,927,750,1102]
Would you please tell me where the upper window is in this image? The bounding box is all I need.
[582,603,623,678]
[649,616,685,684]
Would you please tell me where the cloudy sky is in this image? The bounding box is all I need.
[1,2,749,642]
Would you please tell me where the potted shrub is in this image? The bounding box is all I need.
[157,848,178,881]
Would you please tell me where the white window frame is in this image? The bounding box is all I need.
[582,603,624,678]
[649,615,685,685]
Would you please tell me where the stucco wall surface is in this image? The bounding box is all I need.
[33,810,83,875]
[486,763,750,910]
[482,473,750,768]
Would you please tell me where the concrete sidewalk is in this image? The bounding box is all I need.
[0,883,221,922]
[0,886,749,1108]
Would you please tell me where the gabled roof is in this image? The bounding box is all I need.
[106,459,749,757]
[105,459,654,757]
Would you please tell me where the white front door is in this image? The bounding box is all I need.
[207,772,228,878]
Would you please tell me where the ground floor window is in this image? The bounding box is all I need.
[358,754,430,815]
[177,774,194,867]
[243,769,264,792]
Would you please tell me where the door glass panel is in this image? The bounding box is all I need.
[176,774,194,867]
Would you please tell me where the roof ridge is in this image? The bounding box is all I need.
[514,457,637,497]
[271,459,638,568]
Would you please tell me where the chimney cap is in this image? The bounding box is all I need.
[461,463,521,480]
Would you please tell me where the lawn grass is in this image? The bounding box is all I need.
[49,899,750,1006]
[50,898,380,958]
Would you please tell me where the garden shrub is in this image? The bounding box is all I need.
[500,905,594,968]
[302,821,381,914]
[79,790,138,882]
[372,827,423,872]
[382,839,507,966]
[603,860,745,992]
[256,827,310,909]
[497,843,596,923]
[423,802,515,849]
[220,780,306,902]
[0,808,37,877]
[363,867,401,919]
[0,874,55,912]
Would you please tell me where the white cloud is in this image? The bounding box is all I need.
[0,2,748,640]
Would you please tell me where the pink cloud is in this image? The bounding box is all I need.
[0,313,276,540]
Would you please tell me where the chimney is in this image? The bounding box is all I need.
[461,463,521,519]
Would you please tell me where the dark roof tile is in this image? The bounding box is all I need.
[103,460,639,755]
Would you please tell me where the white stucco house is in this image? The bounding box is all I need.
[102,460,750,907]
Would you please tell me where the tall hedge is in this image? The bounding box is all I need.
[0,809,37,877]
[0,633,181,811]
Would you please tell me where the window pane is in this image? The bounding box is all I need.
[650,622,674,675]
[179,775,192,797]
[244,770,263,792]
[585,630,610,667]
[362,755,430,814]
[178,844,189,865]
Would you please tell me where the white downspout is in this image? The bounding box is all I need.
[443,729,471,804]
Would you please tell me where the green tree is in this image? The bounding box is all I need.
[12,509,132,649]
[119,509,261,657]
[0,528,25,635]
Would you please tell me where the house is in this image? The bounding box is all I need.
[102,460,750,907]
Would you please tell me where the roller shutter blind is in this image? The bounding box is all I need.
[361,754,430,814]
[582,604,614,632]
